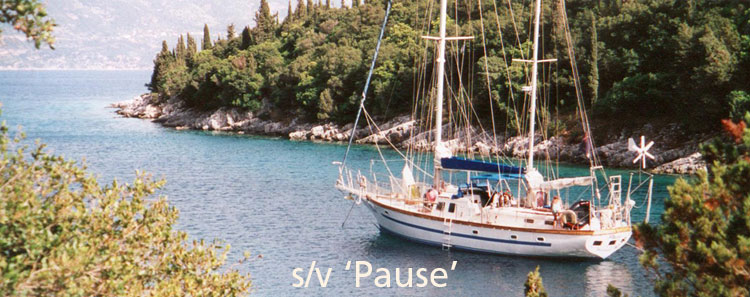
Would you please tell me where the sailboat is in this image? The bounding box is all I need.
[335,0,653,259]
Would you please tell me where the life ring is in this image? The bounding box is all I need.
[561,210,578,229]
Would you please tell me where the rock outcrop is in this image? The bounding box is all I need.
[112,94,709,174]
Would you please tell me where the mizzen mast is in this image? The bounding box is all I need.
[513,0,555,170]
[527,0,542,170]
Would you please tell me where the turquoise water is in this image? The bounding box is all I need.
[0,70,676,296]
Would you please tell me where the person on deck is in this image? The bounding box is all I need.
[552,196,563,227]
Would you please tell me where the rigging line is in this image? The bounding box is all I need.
[492,0,522,137]
[362,107,435,178]
[361,109,395,179]
[341,0,393,168]
[558,0,599,169]
[477,0,500,154]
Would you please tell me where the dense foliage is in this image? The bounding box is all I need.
[634,116,750,296]
[0,108,252,296]
[523,266,547,297]
[149,0,749,129]
[0,0,55,49]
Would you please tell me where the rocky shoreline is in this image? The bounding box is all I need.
[112,94,708,174]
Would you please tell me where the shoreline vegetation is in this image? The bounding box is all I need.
[136,1,749,175]
[113,93,706,174]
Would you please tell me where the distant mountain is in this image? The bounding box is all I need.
[0,0,293,69]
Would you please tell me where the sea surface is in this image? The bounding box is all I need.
[0,70,676,296]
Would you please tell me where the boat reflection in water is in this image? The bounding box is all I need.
[584,261,634,297]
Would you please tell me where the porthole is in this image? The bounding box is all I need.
[593,241,602,246]
[525,219,534,224]
[537,237,545,242]
[510,235,518,240]
[472,230,478,234]
[544,220,554,226]
[609,240,617,245]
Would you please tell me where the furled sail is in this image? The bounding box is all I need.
[440,157,524,175]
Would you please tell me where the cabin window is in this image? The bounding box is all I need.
[384,210,389,215]
[510,235,518,240]
[537,237,545,242]
[436,202,445,211]
[609,240,617,246]
[472,230,478,234]
[544,220,554,226]
[593,241,602,246]
[448,203,456,213]
[525,219,534,224]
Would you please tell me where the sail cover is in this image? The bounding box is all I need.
[536,176,593,191]
[440,157,524,175]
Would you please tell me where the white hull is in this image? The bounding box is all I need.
[363,197,631,259]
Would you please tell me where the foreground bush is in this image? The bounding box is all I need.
[635,115,750,297]
[0,109,251,296]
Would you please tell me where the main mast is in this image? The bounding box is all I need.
[527,0,542,170]
[433,0,448,186]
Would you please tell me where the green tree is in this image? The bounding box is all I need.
[317,88,334,120]
[147,40,174,94]
[286,0,294,23]
[175,34,186,60]
[524,266,547,297]
[254,0,277,43]
[295,0,306,19]
[0,0,55,49]
[241,26,253,50]
[202,23,212,50]
[186,33,197,60]
[729,91,750,121]
[0,111,252,295]
[634,116,750,297]
[227,24,236,40]
[607,284,629,297]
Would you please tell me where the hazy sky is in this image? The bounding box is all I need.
[0,0,354,69]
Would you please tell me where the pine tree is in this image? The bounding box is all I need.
[317,89,334,120]
[295,0,306,18]
[286,0,293,22]
[524,266,548,297]
[175,35,186,60]
[241,26,253,49]
[202,24,212,50]
[186,33,197,59]
[635,118,750,297]
[148,40,174,94]
[255,0,277,42]
[227,24,236,40]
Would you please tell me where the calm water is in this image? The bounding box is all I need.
[0,70,676,296]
